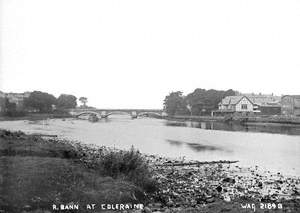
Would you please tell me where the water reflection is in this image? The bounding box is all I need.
[165,120,300,136]
[166,139,183,146]
[166,139,224,152]
[186,142,222,152]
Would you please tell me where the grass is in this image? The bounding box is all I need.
[99,147,158,193]
[0,112,72,121]
[0,129,157,212]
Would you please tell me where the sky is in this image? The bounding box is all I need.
[0,0,300,109]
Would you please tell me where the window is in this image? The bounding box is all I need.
[241,104,248,110]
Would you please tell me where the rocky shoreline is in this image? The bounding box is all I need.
[144,157,300,212]
[69,132,300,212]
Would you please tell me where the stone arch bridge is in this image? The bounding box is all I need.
[70,109,166,119]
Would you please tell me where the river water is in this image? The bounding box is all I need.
[1,115,300,176]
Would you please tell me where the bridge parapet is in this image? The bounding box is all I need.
[71,108,166,119]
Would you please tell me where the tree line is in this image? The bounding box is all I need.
[1,91,88,117]
[163,88,237,116]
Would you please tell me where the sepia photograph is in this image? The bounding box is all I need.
[0,0,300,212]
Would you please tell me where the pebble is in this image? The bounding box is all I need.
[206,197,215,203]
[223,194,231,202]
[143,207,152,213]
[216,185,222,192]
[166,200,174,207]
[223,177,236,184]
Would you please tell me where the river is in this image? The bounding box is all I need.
[0,115,300,176]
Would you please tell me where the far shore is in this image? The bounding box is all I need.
[0,112,72,121]
[166,115,300,125]
[2,111,300,127]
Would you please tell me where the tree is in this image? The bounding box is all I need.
[79,97,88,107]
[56,94,77,109]
[185,88,236,115]
[4,98,16,114]
[163,91,189,116]
[1,98,25,117]
[24,91,57,113]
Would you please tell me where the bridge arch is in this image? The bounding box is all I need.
[75,111,100,118]
[137,112,162,118]
[104,111,133,118]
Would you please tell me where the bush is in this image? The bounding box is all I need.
[0,129,158,197]
[0,156,144,213]
[4,110,26,117]
[100,147,158,193]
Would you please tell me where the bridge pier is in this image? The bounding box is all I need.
[88,114,99,122]
[161,112,168,118]
[131,111,137,119]
[100,111,107,118]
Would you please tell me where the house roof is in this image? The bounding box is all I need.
[220,96,245,105]
[220,95,281,107]
[247,95,281,106]
[282,95,300,99]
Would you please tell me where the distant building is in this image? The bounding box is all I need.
[0,91,31,112]
[218,96,256,113]
[0,91,5,112]
[247,94,281,115]
[281,95,300,116]
[215,94,281,116]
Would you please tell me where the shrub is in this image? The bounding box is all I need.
[4,110,26,117]
[100,146,158,193]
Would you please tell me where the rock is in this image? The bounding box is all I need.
[221,207,232,212]
[166,200,174,207]
[258,182,263,188]
[223,177,236,184]
[153,203,163,208]
[23,205,31,210]
[223,194,231,202]
[216,185,222,192]
[293,189,300,195]
[196,196,205,204]
[144,207,152,213]
[190,199,197,207]
[206,197,215,203]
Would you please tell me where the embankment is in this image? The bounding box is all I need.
[166,115,300,125]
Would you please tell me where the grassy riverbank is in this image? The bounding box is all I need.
[0,130,156,213]
[0,129,300,213]
[0,112,72,121]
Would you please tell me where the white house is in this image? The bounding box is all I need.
[217,94,281,115]
[218,95,257,113]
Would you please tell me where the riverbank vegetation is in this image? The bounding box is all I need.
[0,129,156,213]
[0,90,87,118]
[164,89,236,117]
